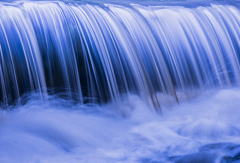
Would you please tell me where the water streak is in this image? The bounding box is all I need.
[0,1,239,113]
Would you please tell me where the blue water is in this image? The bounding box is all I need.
[0,1,239,162]
[0,1,239,107]
[0,89,240,163]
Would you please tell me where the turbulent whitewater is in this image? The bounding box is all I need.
[0,1,239,163]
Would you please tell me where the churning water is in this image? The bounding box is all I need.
[0,0,239,163]
[1,89,240,163]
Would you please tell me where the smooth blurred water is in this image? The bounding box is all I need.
[0,1,240,162]
[0,88,240,163]
[0,1,239,111]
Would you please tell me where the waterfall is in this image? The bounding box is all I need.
[0,1,239,111]
[1,1,240,163]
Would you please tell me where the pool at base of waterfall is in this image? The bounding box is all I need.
[0,88,240,163]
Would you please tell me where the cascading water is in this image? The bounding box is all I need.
[0,1,240,163]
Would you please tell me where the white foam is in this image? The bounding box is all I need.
[0,89,240,162]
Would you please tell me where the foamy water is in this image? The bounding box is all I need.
[0,89,240,163]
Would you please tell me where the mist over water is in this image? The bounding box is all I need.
[0,0,239,162]
[0,89,240,163]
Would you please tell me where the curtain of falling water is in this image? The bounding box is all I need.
[0,2,239,113]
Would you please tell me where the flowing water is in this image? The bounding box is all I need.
[0,1,239,162]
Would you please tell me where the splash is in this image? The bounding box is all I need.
[0,89,240,163]
[0,1,240,162]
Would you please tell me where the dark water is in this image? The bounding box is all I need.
[0,1,239,162]
[0,1,239,107]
